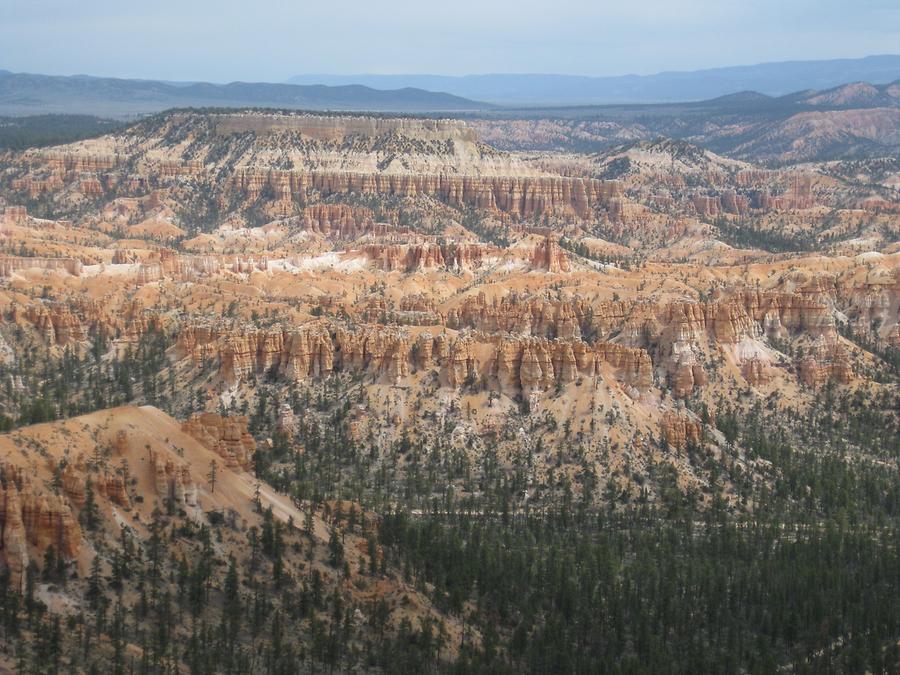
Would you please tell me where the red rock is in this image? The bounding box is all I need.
[182,413,256,470]
[0,465,82,593]
[531,235,570,272]
[661,411,703,449]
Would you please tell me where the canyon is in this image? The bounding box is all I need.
[5,0,900,658]
[0,108,896,672]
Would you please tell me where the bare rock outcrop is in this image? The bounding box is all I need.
[364,242,498,272]
[531,235,570,272]
[9,299,159,347]
[181,413,256,471]
[2,206,27,224]
[232,170,622,221]
[23,304,86,346]
[622,282,844,397]
[177,319,653,399]
[275,404,298,438]
[798,337,853,388]
[0,257,83,278]
[299,204,391,239]
[149,450,198,506]
[446,292,593,339]
[741,357,774,386]
[661,411,704,450]
[0,481,30,594]
[0,464,82,593]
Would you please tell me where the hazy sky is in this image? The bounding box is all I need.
[1,0,898,81]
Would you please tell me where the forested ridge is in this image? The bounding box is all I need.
[0,311,896,672]
[0,115,122,151]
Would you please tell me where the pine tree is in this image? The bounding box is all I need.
[42,544,57,583]
[82,479,99,531]
[207,459,218,494]
[328,527,344,568]
[86,554,103,610]
[223,555,241,639]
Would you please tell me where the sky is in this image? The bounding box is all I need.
[1,0,898,81]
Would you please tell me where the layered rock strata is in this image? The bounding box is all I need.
[181,413,256,470]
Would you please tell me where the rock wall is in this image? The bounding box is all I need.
[174,275,858,399]
[22,304,86,346]
[364,242,499,272]
[2,206,27,224]
[177,321,653,396]
[661,411,704,450]
[40,152,119,173]
[212,113,479,143]
[531,235,570,272]
[445,292,601,339]
[300,204,384,239]
[0,464,82,594]
[0,257,83,278]
[148,449,198,505]
[230,170,622,221]
[181,413,256,471]
[618,283,846,396]
[693,192,750,218]
[136,250,267,285]
[8,299,160,347]
[798,337,853,388]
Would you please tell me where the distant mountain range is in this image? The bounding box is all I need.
[468,81,900,163]
[0,56,900,123]
[0,71,488,117]
[288,55,900,106]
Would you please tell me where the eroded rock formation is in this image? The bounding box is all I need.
[231,170,622,221]
[0,464,82,593]
[661,411,704,450]
[531,235,570,272]
[364,242,498,272]
[8,299,160,347]
[149,450,198,506]
[181,413,256,470]
[798,337,853,387]
[300,204,390,239]
[0,257,82,278]
[177,320,653,396]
